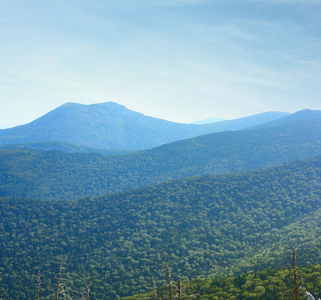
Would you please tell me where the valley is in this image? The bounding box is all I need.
[0,104,321,299]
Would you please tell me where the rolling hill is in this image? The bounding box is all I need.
[0,102,289,150]
[2,103,321,299]
[1,156,321,299]
[0,141,132,155]
[0,117,320,200]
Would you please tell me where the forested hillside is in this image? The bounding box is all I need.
[1,117,320,200]
[0,141,132,155]
[121,264,321,299]
[1,156,321,299]
[0,102,289,150]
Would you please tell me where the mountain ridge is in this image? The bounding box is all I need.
[247,108,321,130]
[1,116,320,200]
[0,102,291,150]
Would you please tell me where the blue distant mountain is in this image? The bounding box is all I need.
[193,117,227,124]
[0,102,292,150]
[248,109,321,130]
[1,115,321,200]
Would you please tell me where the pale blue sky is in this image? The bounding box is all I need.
[1,0,321,128]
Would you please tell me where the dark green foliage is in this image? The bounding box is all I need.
[1,117,321,200]
[0,102,290,150]
[122,264,321,299]
[1,156,321,299]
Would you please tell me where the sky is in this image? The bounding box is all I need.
[1,0,321,128]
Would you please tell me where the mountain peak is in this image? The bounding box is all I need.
[59,101,125,108]
[0,102,318,150]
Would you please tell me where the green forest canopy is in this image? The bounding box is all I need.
[1,117,321,200]
[1,156,321,299]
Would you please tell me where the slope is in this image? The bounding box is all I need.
[0,117,321,200]
[0,102,289,150]
[249,108,321,130]
[0,141,132,155]
[1,156,321,299]
[122,264,321,299]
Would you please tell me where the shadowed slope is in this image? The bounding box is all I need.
[0,117,320,200]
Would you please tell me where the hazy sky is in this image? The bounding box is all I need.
[1,0,321,128]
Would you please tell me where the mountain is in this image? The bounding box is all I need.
[1,156,321,299]
[192,117,226,124]
[0,102,289,150]
[0,141,132,155]
[248,108,321,130]
[1,117,321,200]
